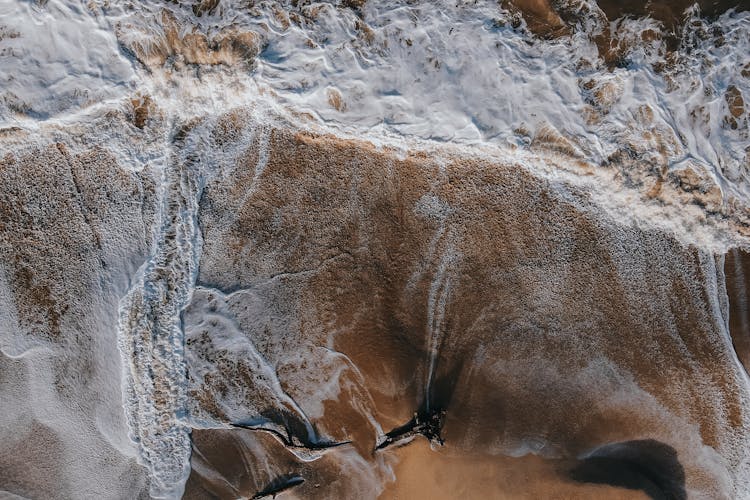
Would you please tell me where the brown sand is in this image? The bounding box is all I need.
[378,439,649,500]
[182,117,748,499]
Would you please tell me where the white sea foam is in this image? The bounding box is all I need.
[3,1,748,194]
[2,0,748,251]
[0,0,134,120]
[117,108,274,489]
[116,119,209,499]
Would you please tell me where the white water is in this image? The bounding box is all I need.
[2,0,749,197]
[116,122,204,498]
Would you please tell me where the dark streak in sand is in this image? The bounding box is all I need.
[251,473,305,499]
[228,421,351,451]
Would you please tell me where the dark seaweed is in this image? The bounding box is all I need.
[375,407,446,450]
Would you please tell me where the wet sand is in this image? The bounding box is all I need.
[1,1,748,498]
[182,120,749,499]
[379,439,650,500]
